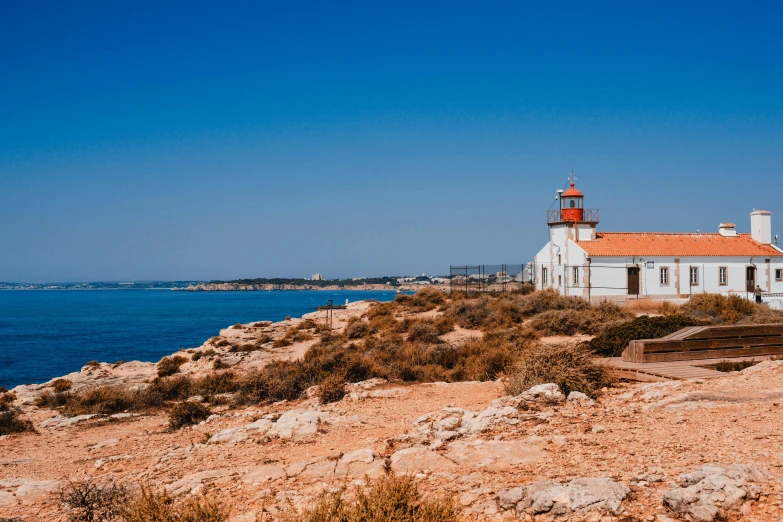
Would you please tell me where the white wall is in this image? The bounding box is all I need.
[586,256,783,299]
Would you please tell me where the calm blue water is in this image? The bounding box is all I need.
[0,290,398,390]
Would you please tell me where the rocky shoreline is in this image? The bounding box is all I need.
[182,282,425,291]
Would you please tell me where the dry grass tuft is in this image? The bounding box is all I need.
[504,343,616,398]
[299,473,457,522]
[123,484,228,522]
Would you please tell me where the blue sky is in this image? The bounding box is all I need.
[2,1,782,282]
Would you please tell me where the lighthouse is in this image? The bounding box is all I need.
[546,174,599,242]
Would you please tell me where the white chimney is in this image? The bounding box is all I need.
[750,210,772,244]
[718,222,737,237]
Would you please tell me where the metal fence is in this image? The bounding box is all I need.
[449,264,532,296]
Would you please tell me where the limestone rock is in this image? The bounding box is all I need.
[507,477,629,517]
[662,464,769,522]
[242,465,286,484]
[39,414,97,428]
[390,447,457,473]
[0,491,16,507]
[167,469,234,496]
[446,440,545,469]
[567,391,595,405]
[334,448,382,477]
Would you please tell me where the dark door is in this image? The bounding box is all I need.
[627,267,640,295]
[746,266,756,293]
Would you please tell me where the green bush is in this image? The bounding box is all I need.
[168,401,211,430]
[586,314,710,357]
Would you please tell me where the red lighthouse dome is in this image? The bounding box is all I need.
[560,181,584,221]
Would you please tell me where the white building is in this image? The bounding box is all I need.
[311,274,325,281]
[533,180,783,302]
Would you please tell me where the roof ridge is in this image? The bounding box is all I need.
[594,232,750,236]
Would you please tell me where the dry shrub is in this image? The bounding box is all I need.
[58,479,129,522]
[0,392,15,411]
[737,307,783,325]
[212,359,229,370]
[168,401,211,430]
[504,343,616,398]
[681,293,758,324]
[192,348,217,362]
[527,302,633,336]
[586,315,710,357]
[407,322,440,344]
[157,355,188,377]
[123,484,228,522]
[52,378,73,393]
[35,390,70,409]
[369,314,398,332]
[0,408,34,435]
[443,289,590,330]
[273,327,315,347]
[63,386,138,416]
[432,316,455,335]
[346,321,374,339]
[715,359,757,372]
[622,299,674,315]
[365,302,395,319]
[299,473,457,522]
[318,374,346,404]
[393,288,447,312]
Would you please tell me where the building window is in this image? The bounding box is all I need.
[572,267,579,286]
[719,267,728,286]
[690,266,699,286]
[542,267,548,285]
[660,267,669,286]
[558,275,562,286]
[776,269,782,281]
[558,254,562,265]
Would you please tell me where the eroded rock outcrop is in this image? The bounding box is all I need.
[498,477,629,517]
[662,464,770,521]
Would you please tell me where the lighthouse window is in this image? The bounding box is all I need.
[690,266,699,286]
[569,199,575,208]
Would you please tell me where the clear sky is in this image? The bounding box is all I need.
[2,1,782,282]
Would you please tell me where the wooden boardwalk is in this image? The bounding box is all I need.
[602,354,777,382]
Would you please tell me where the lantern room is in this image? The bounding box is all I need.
[546,174,600,226]
[560,181,584,221]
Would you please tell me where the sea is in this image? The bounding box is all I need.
[0,289,399,390]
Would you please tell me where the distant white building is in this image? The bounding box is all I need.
[533,179,783,301]
[311,274,325,281]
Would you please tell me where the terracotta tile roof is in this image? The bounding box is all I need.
[577,232,783,257]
